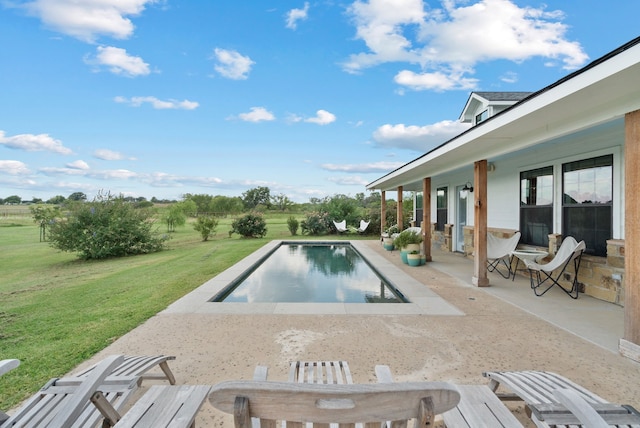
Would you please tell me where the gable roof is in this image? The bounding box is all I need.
[367,35,640,192]
[459,91,533,123]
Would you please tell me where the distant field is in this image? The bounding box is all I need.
[0,210,368,410]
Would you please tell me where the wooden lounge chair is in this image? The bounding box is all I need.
[289,360,352,384]
[524,236,586,298]
[487,231,521,279]
[72,355,177,386]
[109,384,211,428]
[209,378,460,427]
[333,220,347,234]
[376,365,522,428]
[1,355,139,428]
[3,355,208,428]
[357,220,370,234]
[483,370,640,427]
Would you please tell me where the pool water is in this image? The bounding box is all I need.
[212,243,406,303]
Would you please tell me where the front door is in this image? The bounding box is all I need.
[455,185,468,252]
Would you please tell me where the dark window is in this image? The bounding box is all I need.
[436,187,447,232]
[475,109,488,125]
[520,166,553,247]
[562,155,612,257]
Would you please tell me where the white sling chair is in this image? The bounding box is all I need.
[487,232,521,279]
[524,236,586,299]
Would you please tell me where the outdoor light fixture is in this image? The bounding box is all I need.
[462,182,474,193]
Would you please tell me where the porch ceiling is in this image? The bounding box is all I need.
[367,38,640,192]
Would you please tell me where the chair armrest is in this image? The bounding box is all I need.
[0,359,20,377]
[49,355,124,426]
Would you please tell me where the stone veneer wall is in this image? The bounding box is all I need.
[431,223,453,252]
[461,227,625,306]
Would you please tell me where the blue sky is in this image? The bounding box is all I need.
[1,0,639,203]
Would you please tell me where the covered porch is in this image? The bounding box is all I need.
[366,37,640,361]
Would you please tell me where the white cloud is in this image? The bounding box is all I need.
[66,160,90,170]
[287,109,337,125]
[286,2,310,30]
[343,0,428,73]
[0,160,30,175]
[94,149,124,160]
[327,175,370,186]
[91,169,137,180]
[394,69,478,91]
[237,107,276,123]
[114,96,199,110]
[373,120,471,151]
[87,46,150,77]
[500,71,518,84]
[344,0,588,90]
[40,166,137,180]
[22,0,154,43]
[305,110,336,125]
[321,161,404,173]
[213,48,255,80]
[0,130,73,155]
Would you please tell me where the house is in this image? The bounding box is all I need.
[366,36,640,362]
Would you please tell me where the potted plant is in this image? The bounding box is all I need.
[394,230,423,264]
[382,224,399,250]
[407,250,422,266]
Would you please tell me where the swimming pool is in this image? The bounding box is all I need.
[163,240,463,315]
[211,243,407,303]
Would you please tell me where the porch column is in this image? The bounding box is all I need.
[422,177,432,261]
[472,160,489,287]
[621,109,640,362]
[397,186,403,229]
[381,191,387,235]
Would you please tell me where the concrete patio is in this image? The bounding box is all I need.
[73,239,638,427]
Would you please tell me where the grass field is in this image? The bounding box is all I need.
[0,209,365,410]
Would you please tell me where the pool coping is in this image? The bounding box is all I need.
[162,240,464,316]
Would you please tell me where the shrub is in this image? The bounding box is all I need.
[287,216,299,236]
[300,211,331,235]
[193,215,219,241]
[231,213,267,238]
[47,192,167,260]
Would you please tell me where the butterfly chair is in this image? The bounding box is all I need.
[524,236,586,299]
[487,231,521,279]
[333,219,347,234]
[356,219,370,233]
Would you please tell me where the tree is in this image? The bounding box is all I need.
[48,192,167,260]
[30,205,60,241]
[47,195,66,205]
[320,194,359,226]
[4,195,21,205]
[68,192,87,202]
[271,193,294,211]
[242,186,271,210]
[193,215,218,241]
[182,193,212,215]
[209,195,243,215]
[163,201,194,232]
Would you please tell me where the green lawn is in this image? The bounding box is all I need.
[0,211,370,409]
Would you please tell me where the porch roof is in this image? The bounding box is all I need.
[366,36,640,192]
